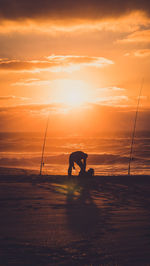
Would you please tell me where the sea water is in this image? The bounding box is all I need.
[0,132,150,175]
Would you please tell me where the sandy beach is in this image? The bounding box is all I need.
[0,168,150,265]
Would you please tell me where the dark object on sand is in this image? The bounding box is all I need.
[87,168,94,176]
[78,168,94,177]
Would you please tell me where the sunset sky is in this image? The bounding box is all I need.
[0,0,150,135]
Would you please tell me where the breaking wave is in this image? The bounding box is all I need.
[0,132,150,175]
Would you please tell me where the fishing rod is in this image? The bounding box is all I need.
[40,113,50,175]
[128,79,144,175]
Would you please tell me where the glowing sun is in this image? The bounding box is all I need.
[53,79,89,107]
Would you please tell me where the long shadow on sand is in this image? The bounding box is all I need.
[46,175,150,265]
[65,177,108,238]
[47,176,116,264]
[1,174,150,265]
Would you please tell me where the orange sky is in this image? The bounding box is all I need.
[0,2,150,134]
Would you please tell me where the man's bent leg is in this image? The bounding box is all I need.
[68,165,72,176]
[76,160,85,173]
[68,158,74,176]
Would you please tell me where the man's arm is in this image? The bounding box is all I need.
[83,158,86,171]
[72,162,75,169]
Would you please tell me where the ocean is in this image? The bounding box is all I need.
[0,132,150,175]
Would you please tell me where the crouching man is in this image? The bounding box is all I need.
[68,151,88,176]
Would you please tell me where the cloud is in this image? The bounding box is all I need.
[0,103,71,118]
[0,55,114,72]
[47,55,113,67]
[0,95,29,101]
[0,12,149,34]
[97,86,125,92]
[12,79,52,87]
[0,59,53,72]
[119,29,150,43]
[0,0,150,22]
[95,95,129,106]
[134,49,150,57]
[94,86,128,106]
[0,103,62,113]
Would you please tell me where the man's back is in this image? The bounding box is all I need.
[70,151,87,161]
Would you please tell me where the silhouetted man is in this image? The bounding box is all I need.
[68,151,88,176]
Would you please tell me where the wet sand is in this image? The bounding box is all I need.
[0,168,150,265]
